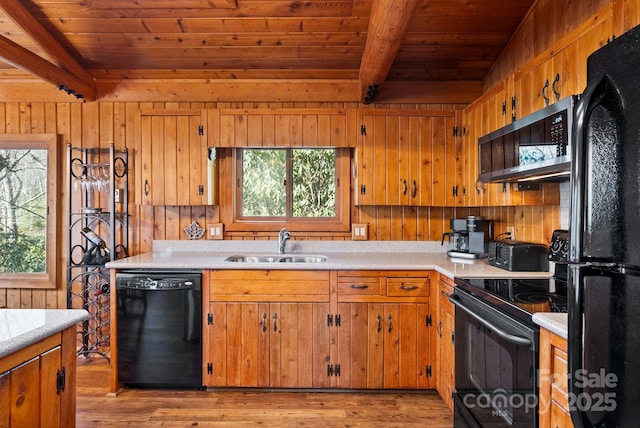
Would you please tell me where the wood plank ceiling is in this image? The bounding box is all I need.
[0,0,535,102]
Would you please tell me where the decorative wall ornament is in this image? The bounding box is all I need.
[183,221,205,240]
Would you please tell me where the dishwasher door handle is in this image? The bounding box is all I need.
[448,293,532,347]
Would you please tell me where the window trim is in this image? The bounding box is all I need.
[221,147,351,233]
[0,134,60,289]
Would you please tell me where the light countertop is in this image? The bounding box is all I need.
[532,312,568,339]
[106,240,553,280]
[0,309,89,359]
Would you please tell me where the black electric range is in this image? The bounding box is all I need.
[453,276,568,327]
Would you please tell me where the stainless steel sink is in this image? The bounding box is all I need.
[224,254,327,263]
[278,256,327,263]
[224,255,281,263]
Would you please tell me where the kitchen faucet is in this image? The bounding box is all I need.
[278,228,291,254]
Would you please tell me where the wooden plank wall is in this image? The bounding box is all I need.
[0,100,559,309]
[484,0,634,90]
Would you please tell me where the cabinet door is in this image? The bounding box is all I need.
[8,357,41,427]
[437,305,455,411]
[357,111,453,206]
[338,302,431,389]
[40,347,62,427]
[138,109,208,206]
[384,303,432,389]
[205,301,330,388]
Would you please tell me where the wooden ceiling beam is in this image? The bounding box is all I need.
[0,0,96,100]
[0,35,96,100]
[359,0,421,103]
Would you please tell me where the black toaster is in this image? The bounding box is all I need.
[488,239,549,272]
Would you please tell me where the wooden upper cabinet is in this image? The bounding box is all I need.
[137,109,208,206]
[208,108,358,148]
[514,11,612,118]
[355,110,458,207]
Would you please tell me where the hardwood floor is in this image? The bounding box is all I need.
[76,357,454,427]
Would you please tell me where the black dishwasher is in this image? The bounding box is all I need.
[116,270,203,389]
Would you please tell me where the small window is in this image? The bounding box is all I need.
[0,135,59,289]
[227,147,350,232]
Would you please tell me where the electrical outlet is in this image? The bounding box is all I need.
[352,223,369,241]
[506,226,515,238]
[207,223,224,240]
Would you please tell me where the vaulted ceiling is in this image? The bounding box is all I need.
[0,0,535,102]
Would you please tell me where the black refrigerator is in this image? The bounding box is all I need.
[569,24,640,428]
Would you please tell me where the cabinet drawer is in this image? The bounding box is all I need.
[209,270,330,302]
[337,277,381,295]
[386,277,430,297]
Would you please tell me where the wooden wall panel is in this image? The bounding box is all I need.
[0,100,557,309]
[485,0,611,89]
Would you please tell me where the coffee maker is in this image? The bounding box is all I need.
[441,216,494,259]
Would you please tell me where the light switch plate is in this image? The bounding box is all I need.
[207,223,224,240]
[352,223,369,241]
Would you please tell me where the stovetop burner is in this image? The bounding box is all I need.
[454,276,568,325]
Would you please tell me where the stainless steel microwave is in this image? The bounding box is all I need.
[478,95,577,182]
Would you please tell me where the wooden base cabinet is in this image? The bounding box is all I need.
[435,275,455,411]
[206,301,331,388]
[0,327,77,428]
[204,270,332,388]
[205,269,437,391]
[337,302,432,389]
[539,328,574,428]
[336,271,435,390]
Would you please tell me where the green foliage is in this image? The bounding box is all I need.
[242,149,286,216]
[0,232,46,273]
[292,149,335,217]
[240,148,336,218]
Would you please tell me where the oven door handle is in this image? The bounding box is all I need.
[448,294,532,347]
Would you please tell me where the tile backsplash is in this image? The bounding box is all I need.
[559,181,570,230]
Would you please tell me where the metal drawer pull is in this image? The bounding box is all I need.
[388,314,393,333]
[273,313,278,332]
[350,284,369,290]
[377,314,381,333]
[400,285,419,291]
[440,290,452,298]
[436,320,443,337]
[262,313,267,332]
[448,294,531,347]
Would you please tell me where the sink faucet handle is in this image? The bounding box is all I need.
[278,228,291,254]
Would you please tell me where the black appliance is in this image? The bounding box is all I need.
[478,95,577,182]
[116,270,203,389]
[442,216,494,259]
[568,23,640,428]
[488,240,549,272]
[450,230,569,428]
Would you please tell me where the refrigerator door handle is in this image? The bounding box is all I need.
[570,78,605,262]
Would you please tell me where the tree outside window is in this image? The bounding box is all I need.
[0,135,59,289]
[239,148,336,219]
[0,148,47,272]
[228,147,350,232]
